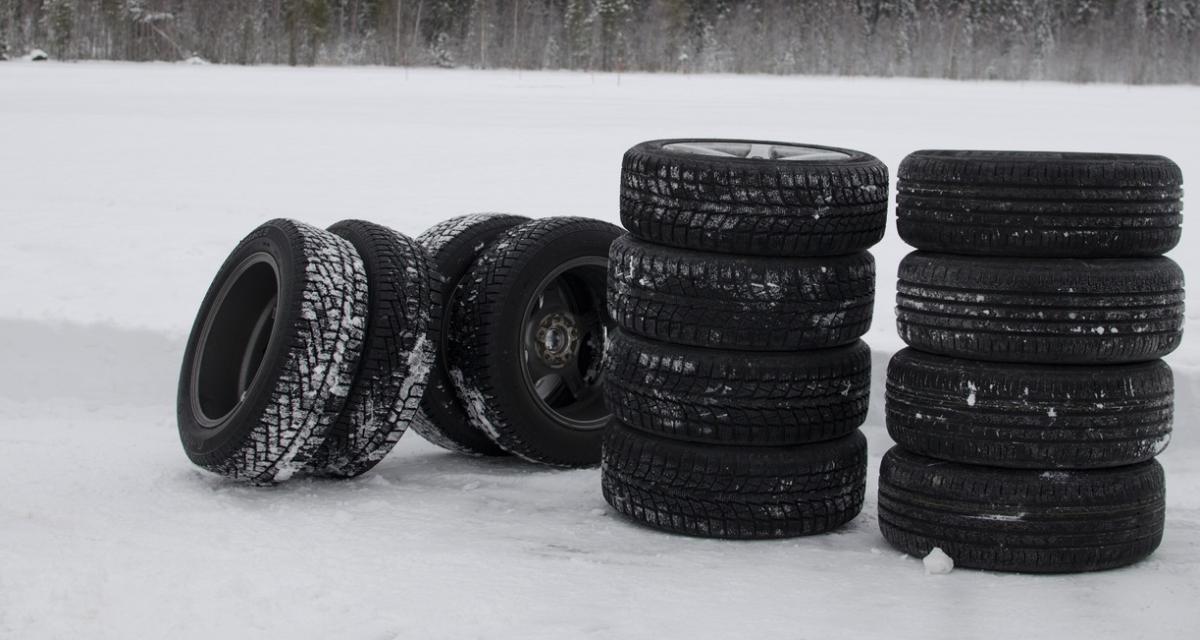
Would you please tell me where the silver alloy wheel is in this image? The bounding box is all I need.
[662,141,851,162]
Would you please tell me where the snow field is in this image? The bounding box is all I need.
[1,62,1199,638]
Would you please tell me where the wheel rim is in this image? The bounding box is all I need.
[519,256,611,431]
[191,252,281,428]
[662,141,851,162]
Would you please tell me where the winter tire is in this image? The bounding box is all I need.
[878,446,1166,573]
[409,213,529,456]
[602,422,867,539]
[305,220,436,478]
[620,139,888,256]
[604,330,870,446]
[177,219,368,484]
[896,252,1185,364]
[897,150,1183,258]
[886,348,1173,469]
[449,217,622,466]
[609,235,874,351]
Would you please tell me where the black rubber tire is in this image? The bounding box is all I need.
[886,348,1173,469]
[878,446,1166,573]
[602,423,867,539]
[177,219,369,484]
[304,221,436,478]
[609,235,874,351]
[896,251,1185,364]
[620,139,888,257]
[448,217,622,466]
[897,150,1183,258]
[409,214,529,457]
[604,330,870,446]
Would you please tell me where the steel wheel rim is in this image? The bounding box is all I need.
[519,256,611,431]
[662,141,851,162]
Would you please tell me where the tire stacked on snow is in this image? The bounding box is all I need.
[177,218,437,484]
[881,150,1184,572]
[410,214,624,466]
[602,139,888,538]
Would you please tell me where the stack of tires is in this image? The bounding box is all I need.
[601,139,889,538]
[880,150,1185,572]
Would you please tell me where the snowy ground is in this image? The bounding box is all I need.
[1,62,1198,639]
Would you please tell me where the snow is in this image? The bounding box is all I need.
[924,548,956,575]
[2,62,1200,639]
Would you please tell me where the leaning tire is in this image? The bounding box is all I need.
[886,348,1173,469]
[620,139,888,256]
[602,422,867,539]
[305,220,436,478]
[897,150,1183,258]
[409,213,529,457]
[177,219,368,484]
[609,235,874,351]
[604,330,870,446]
[449,217,622,466]
[878,447,1166,573]
[896,252,1185,364]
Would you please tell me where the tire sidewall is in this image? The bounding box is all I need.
[177,224,300,462]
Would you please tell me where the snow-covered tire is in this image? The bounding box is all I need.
[604,330,870,446]
[609,235,874,351]
[449,217,622,466]
[886,349,1173,469]
[897,150,1183,258]
[177,219,368,484]
[409,214,529,457]
[620,139,888,257]
[896,252,1185,364]
[602,423,867,539]
[304,220,436,478]
[878,447,1166,573]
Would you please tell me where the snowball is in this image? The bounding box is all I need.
[923,547,955,575]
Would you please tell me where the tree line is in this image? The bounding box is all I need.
[2,1,1197,84]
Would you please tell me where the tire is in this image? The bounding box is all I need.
[449,217,622,466]
[896,251,1185,364]
[886,348,1173,469]
[409,214,529,457]
[604,330,870,446]
[304,221,436,478]
[602,423,867,539]
[897,150,1183,258]
[177,219,368,484]
[878,447,1166,573]
[620,139,888,257]
[609,235,874,351]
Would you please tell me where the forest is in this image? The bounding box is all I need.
[2,1,1197,84]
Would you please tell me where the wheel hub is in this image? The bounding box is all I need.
[535,312,580,368]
